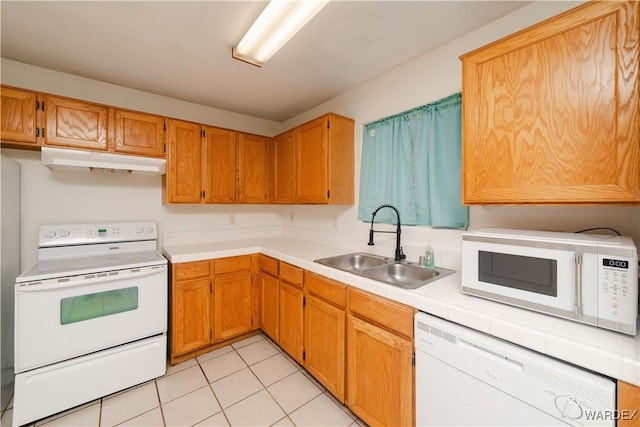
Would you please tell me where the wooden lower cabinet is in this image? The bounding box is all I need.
[213,270,253,341]
[304,294,345,401]
[260,269,279,342]
[618,381,640,427]
[170,255,255,363]
[346,315,413,427]
[346,288,415,427]
[259,255,279,342]
[170,260,213,361]
[278,280,304,363]
[172,277,211,356]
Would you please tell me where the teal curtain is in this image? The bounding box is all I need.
[358,93,468,228]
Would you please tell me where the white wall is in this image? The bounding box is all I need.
[276,0,640,266]
[2,0,639,270]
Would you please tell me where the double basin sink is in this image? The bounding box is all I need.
[314,252,455,290]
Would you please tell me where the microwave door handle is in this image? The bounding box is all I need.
[575,252,583,316]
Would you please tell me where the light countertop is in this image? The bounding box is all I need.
[163,236,640,387]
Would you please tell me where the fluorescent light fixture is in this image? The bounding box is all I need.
[232,0,329,67]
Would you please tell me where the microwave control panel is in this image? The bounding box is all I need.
[598,255,638,335]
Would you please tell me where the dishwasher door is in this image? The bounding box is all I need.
[415,312,615,427]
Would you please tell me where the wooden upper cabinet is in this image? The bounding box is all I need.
[43,95,108,151]
[273,130,296,203]
[204,126,237,203]
[461,1,640,204]
[296,117,328,203]
[113,109,165,157]
[0,87,38,145]
[295,114,354,204]
[165,119,203,203]
[238,132,271,203]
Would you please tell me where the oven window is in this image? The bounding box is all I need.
[478,251,557,296]
[60,287,139,325]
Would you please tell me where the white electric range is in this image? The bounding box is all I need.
[12,222,168,426]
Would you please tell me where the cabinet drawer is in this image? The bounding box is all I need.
[305,272,346,308]
[280,262,303,287]
[215,255,252,275]
[259,254,279,276]
[174,261,211,281]
[348,288,414,338]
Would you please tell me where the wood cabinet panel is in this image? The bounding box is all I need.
[166,119,203,203]
[215,255,251,275]
[618,381,640,427]
[260,270,279,342]
[113,109,165,157]
[273,130,296,203]
[204,126,237,203]
[305,272,346,308]
[172,278,211,356]
[238,133,271,203]
[296,117,328,203]
[280,262,303,288]
[279,281,304,364]
[304,294,345,402]
[44,95,108,150]
[0,87,37,144]
[214,270,253,341]
[461,1,640,203]
[346,315,413,427]
[348,288,414,339]
[258,254,279,277]
[174,260,211,282]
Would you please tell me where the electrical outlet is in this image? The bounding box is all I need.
[289,212,295,223]
[230,214,236,225]
[332,216,338,229]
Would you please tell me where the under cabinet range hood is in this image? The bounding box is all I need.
[41,147,166,175]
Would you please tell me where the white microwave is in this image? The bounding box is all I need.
[462,228,638,335]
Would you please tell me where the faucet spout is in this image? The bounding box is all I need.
[368,204,406,261]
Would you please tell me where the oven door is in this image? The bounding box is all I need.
[461,240,598,323]
[15,264,167,373]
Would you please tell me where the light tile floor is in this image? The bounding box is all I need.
[1,334,366,427]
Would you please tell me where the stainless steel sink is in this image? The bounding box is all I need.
[314,252,455,289]
[314,252,388,273]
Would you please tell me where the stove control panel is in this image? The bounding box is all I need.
[39,222,158,247]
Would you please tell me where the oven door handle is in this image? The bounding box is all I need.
[16,265,167,293]
[574,252,583,316]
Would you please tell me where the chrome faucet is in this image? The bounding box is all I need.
[367,204,406,261]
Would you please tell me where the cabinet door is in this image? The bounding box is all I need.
[278,281,304,364]
[296,116,328,203]
[461,1,640,203]
[260,272,279,342]
[214,271,253,341]
[166,119,203,203]
[304,294,345,401]
[44,95,108,150]
[0,87,37,144]
[273,130,296,203]
[618,381,640,427]
[114,109,165,157]
[346,315,413,427]
[238,133,271,203]
[172,278,211,357]
[204,126,237,203]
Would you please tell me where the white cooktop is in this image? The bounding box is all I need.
[17,249,166,283]
[17,221,166,283]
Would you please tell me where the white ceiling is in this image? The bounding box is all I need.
[1,1,531,122]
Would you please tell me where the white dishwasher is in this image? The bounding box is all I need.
[415,312,615,427]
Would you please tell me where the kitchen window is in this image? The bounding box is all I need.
[358,93,468,228]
